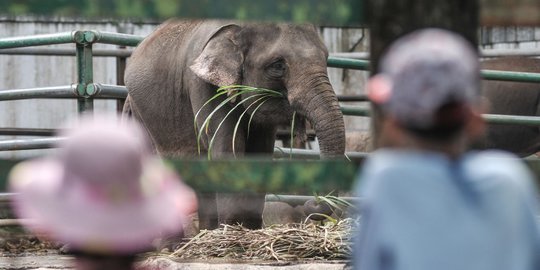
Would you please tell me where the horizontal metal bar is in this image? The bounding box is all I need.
[483,113,540,125]
[340,106,371,116]
[0,85,78,100]
[327,57,540,83]
[329,49,540,59]
[0,192,358,208]
[273,147,369,162]
[265,194,359,206]
[340,106,540,126]
[0,127,314,139]
[482,69,540,83]
[0,31,78,49]
[87,83,128,98]
[0,192,15,203]
[87,31,144,47]
[481,49,540,57]
[0,47,133,57]
[0,219,29,227]
[330,52,369,59]
[338,95,369,102]
[0,128,55,136]
[327,57,369,70]
[0,137,370,162]
[1,38,539,84]
[0,137,65,151]
[1,48,537,60]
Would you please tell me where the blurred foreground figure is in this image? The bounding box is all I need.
[9,114,197,270]
[353,29,540,270]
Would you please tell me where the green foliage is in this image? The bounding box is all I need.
[0,0,363,26]
[168,159,357,193]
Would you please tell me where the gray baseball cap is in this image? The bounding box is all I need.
[375,28,480,131]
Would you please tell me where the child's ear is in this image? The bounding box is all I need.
[367,74,393,104]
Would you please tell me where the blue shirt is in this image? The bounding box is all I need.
[353,149,540,270]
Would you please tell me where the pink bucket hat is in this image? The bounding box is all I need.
[8,114,197,254]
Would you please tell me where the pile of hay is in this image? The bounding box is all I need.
[0,230,61,255]
[169,218,358,262]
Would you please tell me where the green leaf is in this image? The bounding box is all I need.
[304,213,337,224]
[195,91,245,155]
[290,111,296,159]
[207,93,272,160]
[194,85,284,157]
[194,90,231,153]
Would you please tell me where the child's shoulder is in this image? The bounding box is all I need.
[462,150,535,192]
[463,150,527,175]
[366,148,451,171]
[360,149,452,189]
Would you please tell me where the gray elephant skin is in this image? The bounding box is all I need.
[481,57,540,157]
[124,20,346,229]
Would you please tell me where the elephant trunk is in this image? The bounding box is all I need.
[289,72,346,158]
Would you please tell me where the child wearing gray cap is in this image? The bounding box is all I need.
[353,29,540,270]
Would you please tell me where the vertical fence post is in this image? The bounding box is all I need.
[74,31,94,113]
[116,45,127,113]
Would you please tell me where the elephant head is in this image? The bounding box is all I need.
[189,23,346,158]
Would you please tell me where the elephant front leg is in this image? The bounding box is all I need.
[245,125,278,153]
[215,126,276,229]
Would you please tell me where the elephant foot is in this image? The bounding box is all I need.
[216,193,266,230]
[198,216,219,230]
[220,218,263,230]
[262,201,306,226]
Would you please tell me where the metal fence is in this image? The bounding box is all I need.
[2,30,540,153]
[2,30,540,197]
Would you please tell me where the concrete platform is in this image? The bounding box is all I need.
[0,254,351,270]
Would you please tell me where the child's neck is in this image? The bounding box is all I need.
[400,133,468,160]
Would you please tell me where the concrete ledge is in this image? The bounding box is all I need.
[140,257,350,270]
[0,254,350,270]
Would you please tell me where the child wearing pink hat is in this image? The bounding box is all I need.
[9,114,197,270]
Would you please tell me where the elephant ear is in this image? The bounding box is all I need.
[190,24,243,87]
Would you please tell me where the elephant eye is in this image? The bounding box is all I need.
[267,60,287,78]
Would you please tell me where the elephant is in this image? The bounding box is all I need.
[480,57,540,157]
[123,20,346,230]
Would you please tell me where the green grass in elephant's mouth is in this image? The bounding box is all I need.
[194,85,296,160]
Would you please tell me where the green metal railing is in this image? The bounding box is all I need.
[340,106,540,126]
[2,30,540,195]
[0,30,144,113]
[327,57,540,83]
[2,30,540,152]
